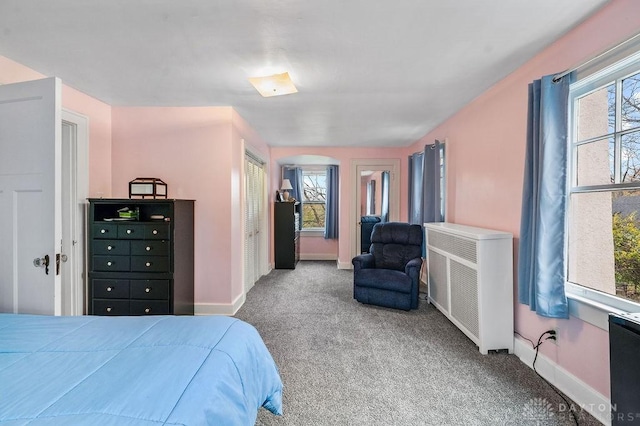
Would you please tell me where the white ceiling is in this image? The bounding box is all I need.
[0,1,609,148]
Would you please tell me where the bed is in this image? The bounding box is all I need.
[0,314,283,425]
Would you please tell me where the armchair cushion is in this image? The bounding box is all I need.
[370,223,422,271]
[354,269,412,294]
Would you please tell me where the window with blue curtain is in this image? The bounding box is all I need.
[324,165,339,239]
[408,152,424,225]
[408,140,445,225]
[284,165,338,238]
[517,73,572,319]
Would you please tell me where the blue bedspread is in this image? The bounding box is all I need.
[0,314,282,425]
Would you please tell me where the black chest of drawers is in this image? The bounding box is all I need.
[274,202,300,269]
[88,199,194,315]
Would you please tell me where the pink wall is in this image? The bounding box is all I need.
[0,56,112,197]
[300,236,339,259]
[111,107,238,305]
[269,146,408,267]
[406,0,640,397]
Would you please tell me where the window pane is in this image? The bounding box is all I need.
[303,203,325,228]
[576,83,615,141]
[568,190,640,303]
[302,171,326,229]
[622,72,640,131]
[575,138,614,186]
[621,131,640,183]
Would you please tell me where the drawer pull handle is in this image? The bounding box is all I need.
[145,262,151,267]
[106,307,112,313]
[152,230,158,235]
[144,308,150,313]
[146,246,151,251]
[107,261,113,266]
[106,286,112,292]
[126,229,132,234]
[107,245,113,251]
[145,287,151,293]
[100,229,107,234]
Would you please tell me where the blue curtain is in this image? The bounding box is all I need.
[324,165,339,239]
[423,140,444,223]
[518,73,573,319]
[282,167,303,202]
[408,152,424,224]
[380,171,390,222]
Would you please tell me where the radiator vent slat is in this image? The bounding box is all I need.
[450,260,479,338]
[427,229,477,263]
[427,249,448,312]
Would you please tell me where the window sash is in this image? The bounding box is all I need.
[568,50,640,310]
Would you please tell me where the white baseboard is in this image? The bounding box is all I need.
[514,337,610,425]
[299,253,338,261]
[337,260,352,270]
[194,292,245,316]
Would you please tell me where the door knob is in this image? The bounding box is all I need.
[33,255,50,275]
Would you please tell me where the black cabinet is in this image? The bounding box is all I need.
[87,198,194,315]
[274,202,300,269]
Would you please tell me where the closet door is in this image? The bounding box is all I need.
[0,77,62,315]
[244,153,266,292]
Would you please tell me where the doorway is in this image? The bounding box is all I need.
[61,110,88,315]
[350,159,401,261]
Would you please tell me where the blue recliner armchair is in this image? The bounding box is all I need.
[352,222,423,311]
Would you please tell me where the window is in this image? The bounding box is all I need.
[408,141,446,225]
[568,51,640,308]
[301,169,326,230]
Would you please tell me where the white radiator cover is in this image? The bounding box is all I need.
[425,222,514,354]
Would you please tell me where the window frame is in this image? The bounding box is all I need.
[300,167,327,234]
[566,49,640,328]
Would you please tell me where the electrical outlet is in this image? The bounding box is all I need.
[550,328,558,345]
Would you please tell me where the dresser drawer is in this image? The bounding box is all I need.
[130,300,169,315]
[93,300,130,316]
[117,224,145,239]
[130,279,169,300]
[92,279,130,299]
[92,223,118,239]
[145,224,170,240]
[93,255,131,272]
[93,240,130,256]
[131,240,169,256]
[131,256,169,272]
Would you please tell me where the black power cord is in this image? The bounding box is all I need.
[518,330,579,426]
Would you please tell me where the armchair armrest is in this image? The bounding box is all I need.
[405,257,423,279]
[352,253,375,272]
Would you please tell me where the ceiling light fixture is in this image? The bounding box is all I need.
[248,72,298,97]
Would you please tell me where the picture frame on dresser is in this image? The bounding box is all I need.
[87,198,195,316]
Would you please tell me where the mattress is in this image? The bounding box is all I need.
[0,314,282,425]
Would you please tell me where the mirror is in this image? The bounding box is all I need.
[351,158,400,262]
[359,169,390,253]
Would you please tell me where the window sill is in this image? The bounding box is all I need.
[300,229,324,237]
[565,282,640,331]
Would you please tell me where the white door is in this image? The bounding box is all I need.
[244,151,266,293]
[0,77,62,315]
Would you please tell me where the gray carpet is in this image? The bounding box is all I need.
[235,261,601,425]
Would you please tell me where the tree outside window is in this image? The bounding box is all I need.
[302,170,326,229]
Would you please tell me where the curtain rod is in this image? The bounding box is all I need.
[411,139,443,156]
[553,30,640,82]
